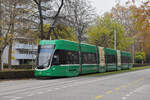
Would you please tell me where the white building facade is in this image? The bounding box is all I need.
[2,38,37,65]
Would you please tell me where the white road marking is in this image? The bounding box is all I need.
[4,96,15,98]
[133,90,137,92]
[129,92,133,94]
[27,94,34,97]
[54,88,59,90]
[37,92,43,94]
[122,97,127,100]
[47,89,52,92]
[0,79,83,96]
[62,86,67,88]
[133,85,150,94]
[10,97,23,100]
[126,94,130,97]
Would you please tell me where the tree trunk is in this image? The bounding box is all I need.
[0,0,2,37]
[38,1,44,40]
[0,50,3,71]
[8,16,14,69]
[0,0,3,71]
[142,60,144,64]
[8,40,13,69]
[78,36,82,73]
[47,0,64,40]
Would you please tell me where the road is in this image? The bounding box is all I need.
[0,69,150,100]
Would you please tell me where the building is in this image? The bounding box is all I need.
[2,37,37,65]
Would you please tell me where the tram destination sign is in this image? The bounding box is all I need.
[41,45,54,49]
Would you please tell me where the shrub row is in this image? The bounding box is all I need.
[1,65,150,79]
[0,70,34,79]
[3,64,35,69]
[133,63,150,67]
[3,64,150,69]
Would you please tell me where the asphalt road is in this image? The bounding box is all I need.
[0,69,150,100]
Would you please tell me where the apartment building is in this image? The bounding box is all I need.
[2,37,37,65]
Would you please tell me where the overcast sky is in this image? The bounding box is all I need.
[90,0,117,14]
[89,0,141,15]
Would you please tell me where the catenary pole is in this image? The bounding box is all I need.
[114,28,117,50]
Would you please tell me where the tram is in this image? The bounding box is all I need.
[34,40,132,77]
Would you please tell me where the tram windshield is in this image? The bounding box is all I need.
[37,45,55,69]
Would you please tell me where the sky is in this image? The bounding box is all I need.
[89,0,140,15]
[90,0,117,14]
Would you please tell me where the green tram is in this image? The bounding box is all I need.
[34,40,132,77]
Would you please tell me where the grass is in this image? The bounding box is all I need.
[84,66,150,77]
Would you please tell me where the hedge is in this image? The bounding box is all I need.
[133,63,150,67]
[3,64,35,69]
[0,70,34,79]
[1,65,150,79]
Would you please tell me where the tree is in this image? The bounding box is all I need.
[63,0,95,72]
[111,3,136,37]
[135,51,146,64]
[131,1,150,53]
[35,24,77,41]
[0,0,37,70]
[32,0,64,40]
[87,14,132,50]
[110,0,150,63]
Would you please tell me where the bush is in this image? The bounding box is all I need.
[0,70,34,79]
[133,63,150,67]
[135,52,146,64]
[3,64,35,69]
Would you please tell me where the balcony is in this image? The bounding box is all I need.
[14,54,36,60]
[14,43,37,50]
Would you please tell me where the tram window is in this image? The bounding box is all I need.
[128,57,132,63]
[90,53,97,64]
[82,53,88,64]
[106,55,117,64]
[52,50,79,65]
[82,52,97,64]
[72,52,79,64]
[52,55,59,65]
[121,56,129,63]
[121,56,123,63]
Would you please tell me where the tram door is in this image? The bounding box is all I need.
[117,50,121,70]
[99,47,106,72]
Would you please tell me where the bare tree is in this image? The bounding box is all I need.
[111,4,136,37]
[111,3,137,64]
[32,0,45,40]
[47,0,64,39]
[32,0,64,40]
[0,0,10,70]
[0,0,37,70]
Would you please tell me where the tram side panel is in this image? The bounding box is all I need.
[105,48,117,72]
[80,44,98,74]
